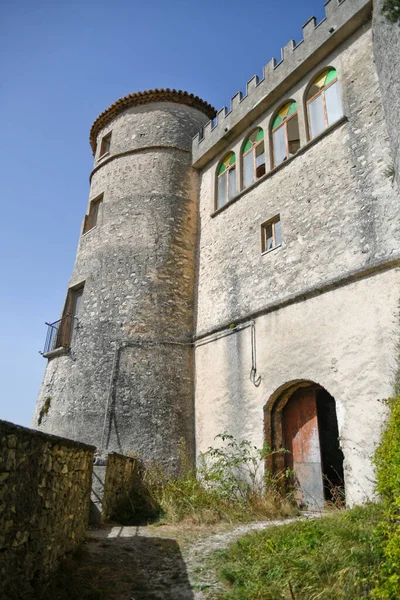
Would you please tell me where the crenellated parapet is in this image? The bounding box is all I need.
[192,0,372,168]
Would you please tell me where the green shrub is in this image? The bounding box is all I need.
[372,395,400,598]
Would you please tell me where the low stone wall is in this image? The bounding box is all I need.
[97,453,158,525]
[101,452,139,522]
[0,420,95,599]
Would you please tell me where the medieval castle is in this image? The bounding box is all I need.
[33,0,400,510]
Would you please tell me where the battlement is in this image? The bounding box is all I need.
[192,0,372,168]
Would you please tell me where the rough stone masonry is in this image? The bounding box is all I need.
[0,420,94,598]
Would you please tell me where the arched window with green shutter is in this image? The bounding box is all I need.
[307,68,343,139]
[217,152,236,209]
[242,128,265,189]
[271,101,300,167]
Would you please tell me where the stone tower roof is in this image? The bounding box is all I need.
[90,89,216,154]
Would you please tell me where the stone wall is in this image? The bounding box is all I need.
[0,420,94,599]
[195,26,399,335]
[101,453,142,523]
[373,0,400,189]
[90,453,152,525]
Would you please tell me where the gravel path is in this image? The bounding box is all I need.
[86,514,318,599]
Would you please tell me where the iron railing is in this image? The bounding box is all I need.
[42,315,71,355]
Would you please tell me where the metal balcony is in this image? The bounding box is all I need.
[41,315,71,356]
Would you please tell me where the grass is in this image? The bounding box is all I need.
[152,473,297,525]
[112,436,298,526]
[214,504,384,600]
[112,466,297,526]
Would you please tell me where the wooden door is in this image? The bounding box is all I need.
[283,388,324,510]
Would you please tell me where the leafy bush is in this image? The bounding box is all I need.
[382,0,400,22]
[215,504,383,600]
[198,434,288,503]
[372,395,400,598]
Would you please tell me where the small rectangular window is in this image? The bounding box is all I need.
[83,194,103,234]
[261,216,282,253]
[99,132,111,157]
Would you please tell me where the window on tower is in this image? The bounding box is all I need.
[99,132,112,157]
[57,284,84,348]
[83,194,103,234]
[68,285,84,345]
[42,283,85,356]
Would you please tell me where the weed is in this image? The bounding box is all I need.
[384,164,396,181]
[123,435,296,525]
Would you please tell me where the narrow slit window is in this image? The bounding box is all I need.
[242,128,265,188]
[261,216,282,253]
[83,194,103,234]
[99,132,111,157]
[271,101,300,167]
[217,152,236,209]
[307,68,343,139]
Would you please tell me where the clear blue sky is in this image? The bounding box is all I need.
[0,0,327,427]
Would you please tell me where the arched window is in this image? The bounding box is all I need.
[307,68,343,139]
[242,128,266,188]
[217,152,236,208]
[271,101,300,167]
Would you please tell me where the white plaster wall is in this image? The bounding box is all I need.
[194,268,400,506]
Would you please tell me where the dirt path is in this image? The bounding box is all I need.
[84,515,317,599]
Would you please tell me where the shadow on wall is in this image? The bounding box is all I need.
[37,530,195,600]
[225,270,247,436]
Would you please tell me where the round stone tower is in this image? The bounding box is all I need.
[33,89,215,469]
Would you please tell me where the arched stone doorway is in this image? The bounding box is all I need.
[264,380,344,510]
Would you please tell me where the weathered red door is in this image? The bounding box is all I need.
[283,388,324,510]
